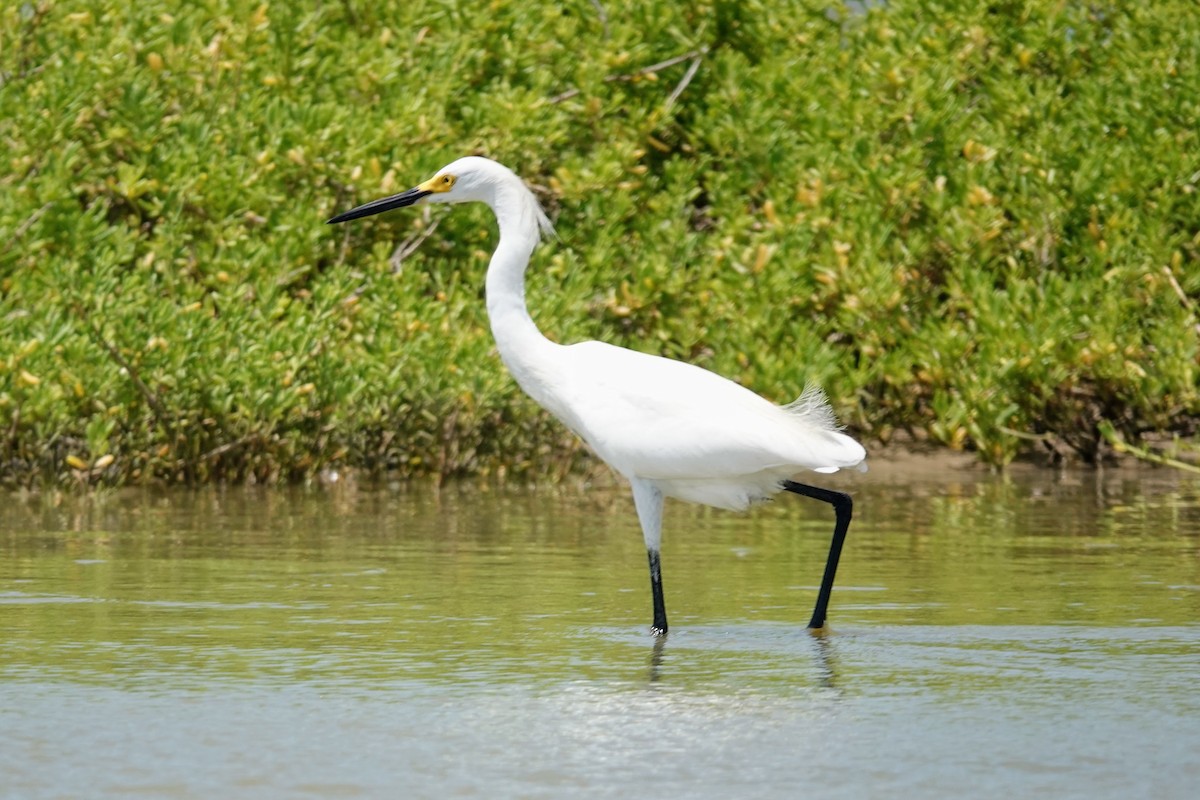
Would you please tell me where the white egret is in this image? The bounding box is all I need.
[328,157,866,634]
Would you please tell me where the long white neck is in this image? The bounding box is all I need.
[482,180,561,408]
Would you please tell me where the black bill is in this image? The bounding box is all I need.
[326,186,432,224]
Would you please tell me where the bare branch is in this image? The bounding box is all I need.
[84,321,170,423]
[549,47,708,105]
[589,0,610,39]
[635,48,707,77]
[390,215,442,273]
[664,52,703,112]
[1162,265,1193,310]
[1,201,52,256]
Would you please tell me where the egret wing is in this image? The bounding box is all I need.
[556,342,864,480]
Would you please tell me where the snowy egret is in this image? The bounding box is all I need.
[328,157,867,634]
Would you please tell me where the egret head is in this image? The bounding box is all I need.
[327,156,555,240]
[327,157,509,224]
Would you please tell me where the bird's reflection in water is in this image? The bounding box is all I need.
[808,627,840,691]
[646,636,667,683]
[643,627,842,693]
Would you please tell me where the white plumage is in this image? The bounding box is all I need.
[546,343,864,509]
[329,156,866,634]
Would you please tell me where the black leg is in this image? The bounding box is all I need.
[648,548,668,636]
[782,480,853,630]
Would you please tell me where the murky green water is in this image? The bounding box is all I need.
[3,461,1199,799]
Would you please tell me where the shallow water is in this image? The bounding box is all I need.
[2,461,1199,798]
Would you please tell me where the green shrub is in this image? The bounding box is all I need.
[1,0,1197,485]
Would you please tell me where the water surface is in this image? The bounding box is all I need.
[2,459,1199,798]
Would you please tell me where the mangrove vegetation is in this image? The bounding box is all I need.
[1,0,1198,485]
